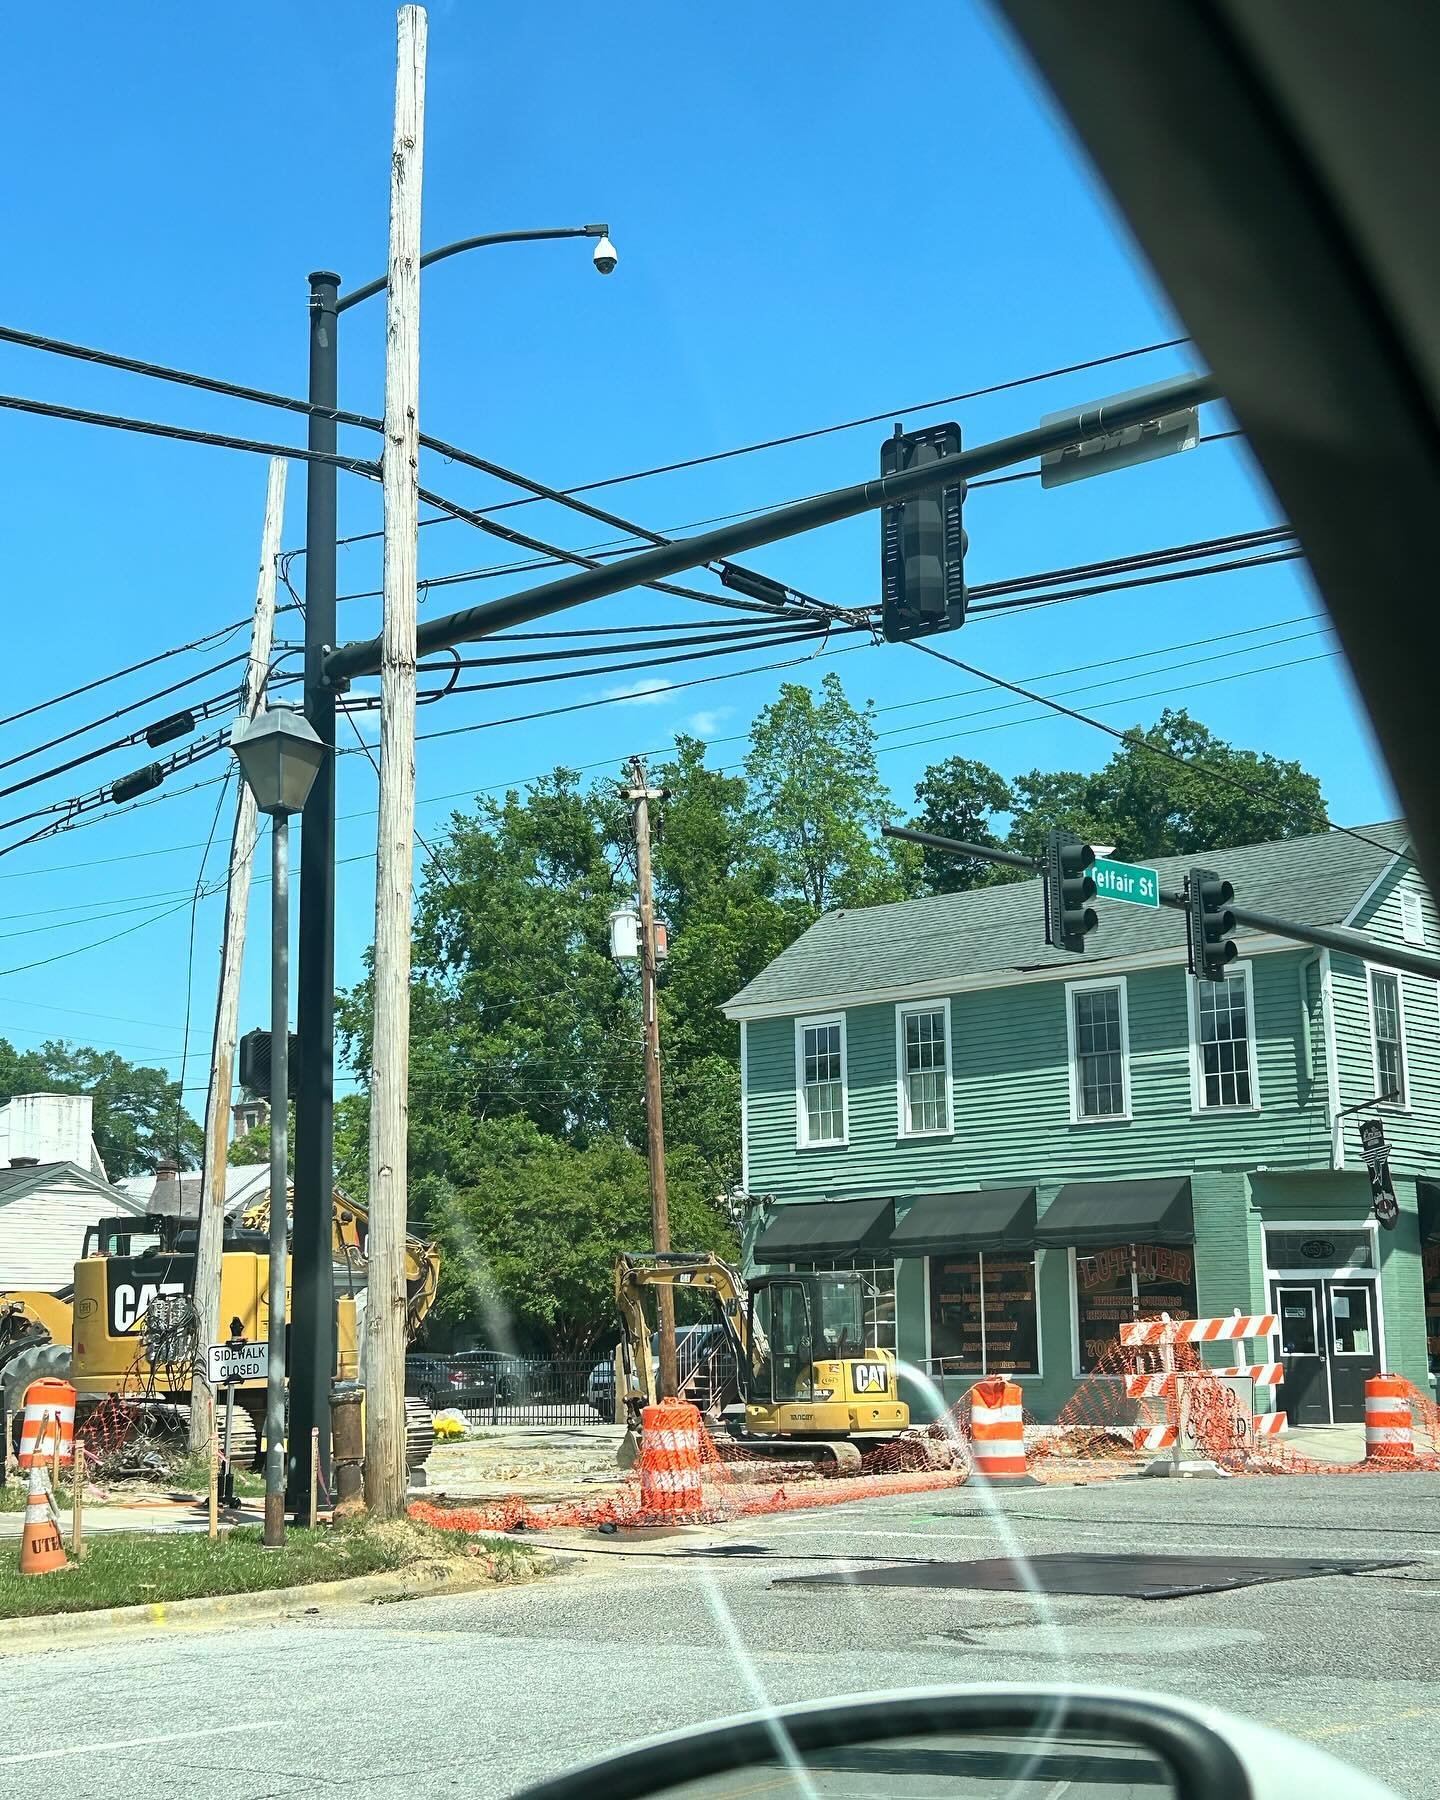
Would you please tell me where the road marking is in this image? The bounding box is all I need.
[0,1722,280,1767]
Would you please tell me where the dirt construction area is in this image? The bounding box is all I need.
[420,1425,629,1504]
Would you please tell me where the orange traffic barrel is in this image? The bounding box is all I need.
[968,1377,1035,1484]
[17,1378,76,1469]
[637,1400,704,1519]
[18,1465,68,1576]
[1365,1374,1415,1463]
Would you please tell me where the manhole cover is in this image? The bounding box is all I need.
[776,1552,1406,1599]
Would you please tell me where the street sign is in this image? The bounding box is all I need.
[1359,1119,1400,1230]
[1039,377,1202,489]
[1091,857,1160,909]
[206,1340,268,1386]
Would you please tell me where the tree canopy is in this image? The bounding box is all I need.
[0,1038,201,1177]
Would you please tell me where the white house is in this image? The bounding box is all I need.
[0,1093,142,1291]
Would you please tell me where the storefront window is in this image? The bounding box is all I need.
[794,1253,895,1351]
[1073,1242,1197,1372]
[1424,1244,1440,1377]
[928,1252,1039,1376]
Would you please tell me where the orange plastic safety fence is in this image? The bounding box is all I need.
[410,1413,968,1537]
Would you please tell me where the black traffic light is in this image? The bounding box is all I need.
[1187,868,1238,981]
[880,423,968,642]
[1044,829,1098,953]
[239,1027,299,1100]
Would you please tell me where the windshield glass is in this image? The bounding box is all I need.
[4,6,1428,1799]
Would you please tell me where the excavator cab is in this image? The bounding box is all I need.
[746,1271,867,1404]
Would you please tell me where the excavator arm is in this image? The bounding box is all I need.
[240,1190,442,1341]
[613,1252,759,1436]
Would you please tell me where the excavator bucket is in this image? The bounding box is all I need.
[616,1427,640,1470]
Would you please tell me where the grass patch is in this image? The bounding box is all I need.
[0,1515,537,1619]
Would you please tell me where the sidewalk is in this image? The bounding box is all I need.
[1282,1422,1366,1463]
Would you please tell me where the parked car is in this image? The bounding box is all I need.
[405,1350,521,1411]
[587,1324,737,1418]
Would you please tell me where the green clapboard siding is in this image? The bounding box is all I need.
[745,950,1334,1198]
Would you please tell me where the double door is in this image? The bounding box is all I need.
[1270,1278,1380,1424]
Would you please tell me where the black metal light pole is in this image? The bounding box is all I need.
[289,225,616,1522]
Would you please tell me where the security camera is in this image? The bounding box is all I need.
[592,234,618,275]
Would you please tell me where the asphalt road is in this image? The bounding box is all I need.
[3,1472,1437,1798]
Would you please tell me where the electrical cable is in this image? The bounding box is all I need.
[427,618,845,672]
[0,617,253,733]
[904,636,1394,856]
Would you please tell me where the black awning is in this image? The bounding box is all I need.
[1034,1177,1194,1251]
[753,1197,894,1261]
[889,1188,1037,1257]
[1419,1181,1440,1247]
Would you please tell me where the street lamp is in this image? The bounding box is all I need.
[290,222,617,1521]
[232,707,325,1547]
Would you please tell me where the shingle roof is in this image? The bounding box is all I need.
[724,821,1408,1015]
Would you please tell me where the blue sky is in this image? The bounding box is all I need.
[0,1,1393,1127]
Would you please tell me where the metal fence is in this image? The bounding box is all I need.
[407,1353,605,1427]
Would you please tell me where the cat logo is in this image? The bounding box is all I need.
[111,1280,186,1335]
[852,1362,888,1394]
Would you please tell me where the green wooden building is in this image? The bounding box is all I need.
[724,821,1440,1426]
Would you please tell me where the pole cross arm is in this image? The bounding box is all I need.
[323,373,1222,682]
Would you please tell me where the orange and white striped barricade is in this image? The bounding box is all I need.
[1120,1314,1278,1349]
[1253,1412,1288,1438]
[637,1401,705,1520]
[17,1379,76,1471]
[967,1378,1035,1485]
[1132,1425,1178,1452]
[17,1464,67,1575]
[1364,1375,1415,1464]
[1120,1314,1278,1473]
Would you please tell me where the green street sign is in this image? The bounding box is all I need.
[1091,857,1160,909]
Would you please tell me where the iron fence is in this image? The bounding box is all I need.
[406,1352,606,1426]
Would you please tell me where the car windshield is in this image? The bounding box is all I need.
[3,6,1431,1799]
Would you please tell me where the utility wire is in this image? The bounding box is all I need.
[0,618,253,733]
[0,390,379,475]
[905,636,1393,857]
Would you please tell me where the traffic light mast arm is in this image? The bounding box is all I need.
[882,824,1440,983]
[325,373,1221,681]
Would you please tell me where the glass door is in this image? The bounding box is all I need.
[1272,1282,1329,1425]
[1325,1281,1380,1422]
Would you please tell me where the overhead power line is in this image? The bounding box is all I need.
[905,636,1393,857]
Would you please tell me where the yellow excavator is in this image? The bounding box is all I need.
[615,1251,929,1474]
[0,1188,442,1470]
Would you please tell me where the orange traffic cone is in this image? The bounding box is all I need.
[18,1464,68,1576]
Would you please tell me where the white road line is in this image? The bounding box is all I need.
[0,1721,280,1767]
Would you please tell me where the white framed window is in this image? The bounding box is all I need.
[925,1250,1043,1378]
[1065,976,1131,1123]
[794,1013,847,1147]
[895,999,952,1137]
[1187,961,1260,1111]
[1068,1242,1198,1376]
[1367,967,1408,1107]
[1400,891,1425,945]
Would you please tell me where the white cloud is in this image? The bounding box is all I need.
[340,687,381,740]
[686,707,734,737]
[602,678,674,707]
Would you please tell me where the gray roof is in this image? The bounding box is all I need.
[0,1160,137,1210]
[724,821,1409,1014]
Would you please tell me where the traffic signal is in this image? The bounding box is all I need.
[1044,829,1098,953]
[239,1027,299,1100]
[1187,867,1238,981]
[880,423,968,642]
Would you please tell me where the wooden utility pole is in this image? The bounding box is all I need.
[627,756,679,1400]
[365,1,426,1519]
[190,455,287,1454]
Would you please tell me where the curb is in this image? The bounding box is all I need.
[0,1560,524,1655]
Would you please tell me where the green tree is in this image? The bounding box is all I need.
[911,755,1018,892]
[0,1037,201,1177]
[744,672,900,910]
[418,1117,735,1356]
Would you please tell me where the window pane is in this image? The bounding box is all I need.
[1134,1243,1196,1326]
[802,1023,844,1140]
[1372,974,1404,1100]
[1198,976,1252,1107]
[1074,1244,1134,1373]
[1074,988,1125,1117]
[929,1254,984,1372]
[903,1010,948,1133]
[1424,1243,1440,1376]
[982,1254,1039,1375]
